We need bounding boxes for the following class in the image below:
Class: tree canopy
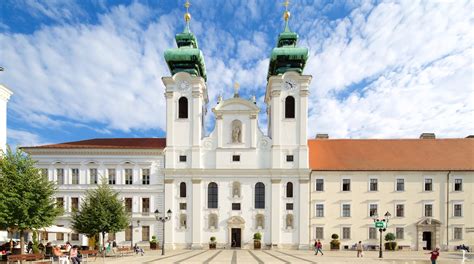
[0,146,62,253]
[71,178,129,247]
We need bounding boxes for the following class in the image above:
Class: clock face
[177,80,190,91]
[284,79,298,91]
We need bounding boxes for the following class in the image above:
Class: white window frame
[453,202,463,217]
[453,177,463,192]
[314,226,324,240]
[315,177,324,192]
[395,177,405,192]
[341,203,351,218]
[315,203,324,218]
[341,226,351,240]
[368,176,379,192]
[341,177,351,192]
[423,176,433,192]
[395,203,405,218]
[423,201,434,217]
[368,202,379,218]
[395,227,405,240]
[368,227,377,240]
[453,226,463,240]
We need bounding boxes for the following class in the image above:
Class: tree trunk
[20,229,25,254]
[102,232,106,259]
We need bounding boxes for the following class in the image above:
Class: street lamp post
[154,209,172,256]
[372,211,391,258]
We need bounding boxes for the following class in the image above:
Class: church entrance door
[231,228,241,248]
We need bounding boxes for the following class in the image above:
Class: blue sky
[0,0,472,147]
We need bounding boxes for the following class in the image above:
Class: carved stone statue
[209,214,218,229]
[286,214,293,228]
[232,120,242,143]
[256,215,264,229]
[232,182,240,198]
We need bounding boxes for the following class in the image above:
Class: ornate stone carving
[231,120,242,143]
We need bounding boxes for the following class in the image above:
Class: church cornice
[23,148,164,156]
[163,168,311,178]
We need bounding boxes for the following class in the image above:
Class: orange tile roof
[23,138,166,149]
[309,138,474,171]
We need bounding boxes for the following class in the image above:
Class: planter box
[150,242,158,250]
[209,243,216,249]
[254,240,261,249]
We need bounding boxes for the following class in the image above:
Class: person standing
[314,240,323,255]
[356,241,363,257]
[427,247,440,264]
[70,245,81,264]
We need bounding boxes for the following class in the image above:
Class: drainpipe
[446,171,451,250]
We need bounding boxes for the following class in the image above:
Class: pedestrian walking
[314,239,323,255]
[426,247,440,264]
[356,241,363,257]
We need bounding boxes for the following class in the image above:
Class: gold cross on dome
[283,0,290,11]
[234,82,240,96]
[184,0,191,11]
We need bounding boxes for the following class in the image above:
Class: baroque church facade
[1,3,473,251]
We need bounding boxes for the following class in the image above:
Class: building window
[90,168,98,184]
[255,182,265,209]
[125,226,132,241]
[40,168,48,180]
[142,226,150,241]
[208,214,218,229]
[71,197,79,212]
[179,155,187,162]
[342,204,351,217]
[396,178,405,191]
[56,197,64,210]
[342,179,351,191]
[178,97,188,119]
[179,203,187,210]
[180,182,187,197]
[108,169,116,185]
[316,204,324,217]
[454,204,462,217]
[315,227,324,239]
[125,169,133,185]
[285,96,295,118]
[424,178,433,191]
[286,203,293,210]
[286,182,293,198]
[125,198,132,213]
[286,155,294,162]
[142,169,150,185]
[342,227,351,240]
[71,168,79,184]
[454,179,462,191]
[424,204,433,217]
[454,227,463,240]
[57,168,64,185]
[232,155,240,162]
[232,203,241,211]
[142,198,149,215]
[315,179,324,191]
[208,182,218,209]
[369,204,378,217]
[256,214,265,229]
[180,214,187,229]
[396,227,404,239]
[369,227,377,239]
[286,214,294,229]
[369,178,378,191]
[232,182,241,198]
[56,226,64,240]
[396,204,405,217]
[71,233,79,241]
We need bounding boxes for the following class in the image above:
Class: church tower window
[179,182,186,198]
[286,182,293,198]
[178,97,188,119]
[255,182,265,209]
[285,96,295,118]
[208,182,218,208]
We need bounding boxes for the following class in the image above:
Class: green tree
[0,146,62,254]
[71,178,129,249]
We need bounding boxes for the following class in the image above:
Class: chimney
[419,133,436,139]
[315,134,329,139]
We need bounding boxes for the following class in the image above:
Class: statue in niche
[232,182,240,198]
[256,215,264,229]
[209,214,218,229]
[286,214,293,229]
[232,120,242,143]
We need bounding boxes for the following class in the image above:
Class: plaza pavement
[91,249,472,264]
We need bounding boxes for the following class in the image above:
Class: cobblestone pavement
[89,249,472,264]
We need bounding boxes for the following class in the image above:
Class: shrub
[151,235,157,243]
[385,233,396,242]
[331,234,339,240]
[253,232,262,240]
[210,236,216,242]
[330,233,340,250]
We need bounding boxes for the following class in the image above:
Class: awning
[40,225,73,233]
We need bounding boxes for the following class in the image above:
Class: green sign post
[375,221,386,228]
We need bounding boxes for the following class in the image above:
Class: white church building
[1,3,473,251]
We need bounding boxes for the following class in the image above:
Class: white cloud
[7,129,50,148]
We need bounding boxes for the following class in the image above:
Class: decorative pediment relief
[416,217,442,226]
[227,216,245,226]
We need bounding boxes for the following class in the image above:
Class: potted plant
[384,233,397,250]
[209,236,217,249]
[253,232,262,249]
[150,235,158,250]
[330,234,340,250]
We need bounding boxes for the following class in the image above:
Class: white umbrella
[41,225,73,233]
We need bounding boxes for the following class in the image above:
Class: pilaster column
[271,179,281,247]
[164,179,175,249]
[216,114,223,148]
[250,114,257,148]
[298,178,310,249]
[191,179,203,249]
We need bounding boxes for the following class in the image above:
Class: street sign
[375,221,386,228]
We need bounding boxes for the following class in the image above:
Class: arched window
[286,182,293,198]
[179,182,186,198]
[232,182,241,198]
[208,182,218,208]
[208,213,218,229]
[178,97,188,119]
[285,96,295,118]
[255,182,265,209]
